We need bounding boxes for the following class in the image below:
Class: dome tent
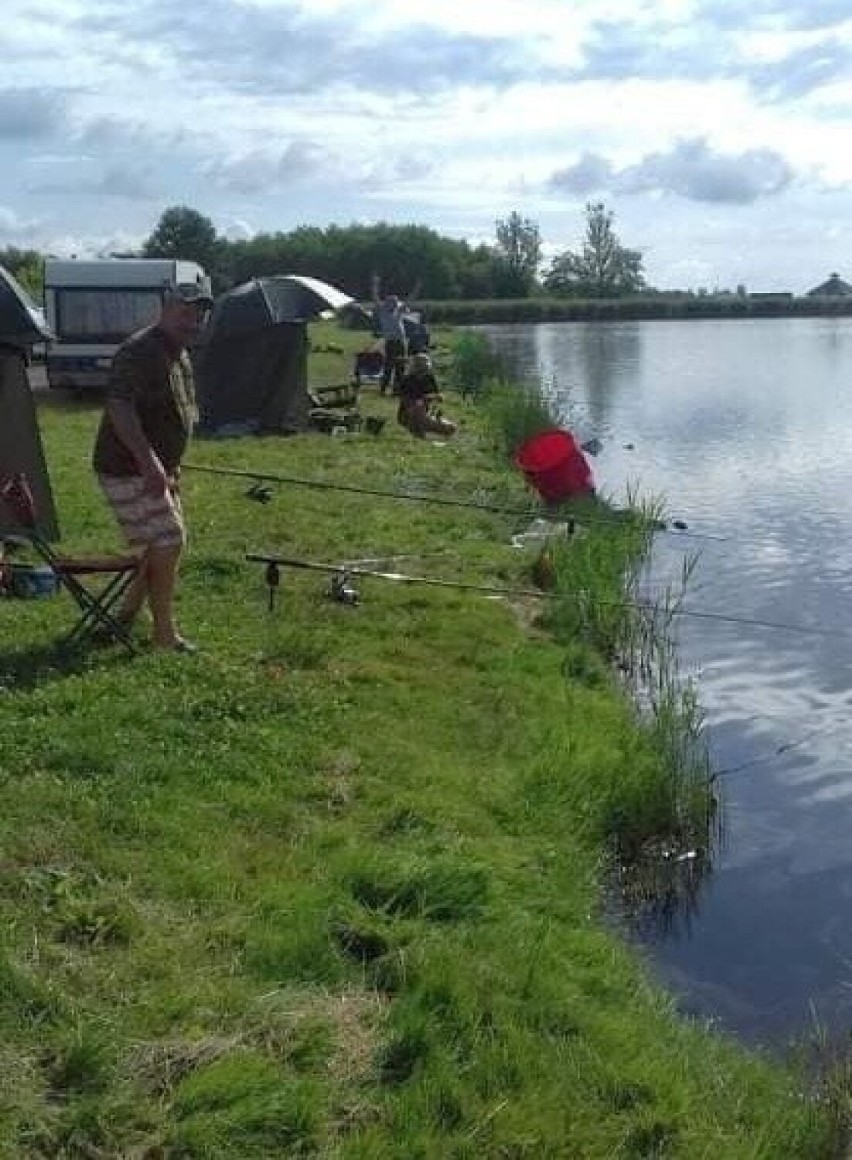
[205,274,352,341]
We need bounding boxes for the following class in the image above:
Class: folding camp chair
[1,472,142,654]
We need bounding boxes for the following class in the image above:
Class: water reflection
[483,317,852,1045]
[540,320,640,429]
[609,841,716,944]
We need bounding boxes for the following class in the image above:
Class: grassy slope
[0,324,834,1157]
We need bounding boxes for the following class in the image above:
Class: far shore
[415,294,852,326]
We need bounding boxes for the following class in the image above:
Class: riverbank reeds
[477,360,717,870]
[0,323,840,1156]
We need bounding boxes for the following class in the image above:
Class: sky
[2,0,852,292]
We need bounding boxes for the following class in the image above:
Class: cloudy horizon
[2,0,851,292]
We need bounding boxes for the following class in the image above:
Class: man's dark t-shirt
[399,369,438,404]
[92,325,197,477]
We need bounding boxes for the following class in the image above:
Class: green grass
[0,321,841,1156]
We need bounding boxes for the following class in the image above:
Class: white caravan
[44,258,211,391]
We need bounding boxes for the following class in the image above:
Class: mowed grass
[0,324,837,1157]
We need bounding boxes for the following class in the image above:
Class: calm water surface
[483,318,852,1047]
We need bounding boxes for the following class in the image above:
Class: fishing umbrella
[0,264,53,349]
[204,274,353,343]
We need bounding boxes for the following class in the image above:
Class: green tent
[0,346,59,541]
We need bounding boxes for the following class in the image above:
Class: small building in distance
[806,273,852,297]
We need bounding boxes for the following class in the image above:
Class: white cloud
[0,0,850,289]
[549,137,795,204]
[0,203,44,243]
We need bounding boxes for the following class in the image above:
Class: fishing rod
[248,550,846,782]
[245,552,842,637]
[247,553,549,600]
[340,551,456,568]
[185,461,722,542]
[189,461,571,517]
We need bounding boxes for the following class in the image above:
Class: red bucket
[515,429,594,502]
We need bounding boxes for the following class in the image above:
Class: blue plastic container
[9,563,58,599]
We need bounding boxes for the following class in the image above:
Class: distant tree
[493,211,542,297]
[544,202,645,298]
[143,206,220,274]
[151,211,548,300]
[218,221,476,299]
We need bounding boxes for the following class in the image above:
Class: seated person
[397,353,457,439]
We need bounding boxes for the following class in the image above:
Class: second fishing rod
[184,461,723,543]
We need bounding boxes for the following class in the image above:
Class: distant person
[397,353,457,439]
[371,273,419,394]
[402,313,430,355]
[91,283,212,653]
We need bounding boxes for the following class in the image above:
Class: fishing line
[710,725,825,780]
[245,552,844,638]
[341,551,457,568]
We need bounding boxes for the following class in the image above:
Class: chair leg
[58,569,140,654]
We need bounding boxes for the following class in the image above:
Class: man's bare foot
[152,636,197,654]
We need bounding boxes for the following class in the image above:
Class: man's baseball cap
[167,283,214,307]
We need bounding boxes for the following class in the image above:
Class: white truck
[44,258,211,391]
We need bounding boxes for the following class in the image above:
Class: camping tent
[195,322,310,435]
[194,275,352,436]
[0,346,59,541]
[205,275,352,342]
[0,265,57,539]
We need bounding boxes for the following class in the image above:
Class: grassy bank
[0,324,839,1157]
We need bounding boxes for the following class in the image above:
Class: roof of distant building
[806,272,852,297]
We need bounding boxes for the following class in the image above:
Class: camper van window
[57,289,163,342]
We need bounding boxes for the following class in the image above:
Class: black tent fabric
[194,274,351,436]
[0,265,53,348]
[0,347,59,540]
[194,322,310,436]
[207,275,352,342]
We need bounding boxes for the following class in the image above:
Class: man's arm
[106,399,169,494]
[106,350,169,494]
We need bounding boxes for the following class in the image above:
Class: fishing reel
[328,570,360,606]
[246,482,273,504]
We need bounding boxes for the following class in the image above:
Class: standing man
[371,273,418,395]
[92,283,212,652]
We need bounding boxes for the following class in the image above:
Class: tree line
[1,203,648,303]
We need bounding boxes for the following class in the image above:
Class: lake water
[482,318,852,1048]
